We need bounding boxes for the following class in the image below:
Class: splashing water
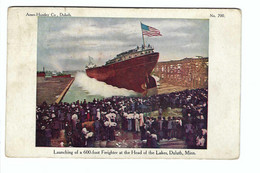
[74,72,138,97]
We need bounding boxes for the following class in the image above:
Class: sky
[37,17,209,71]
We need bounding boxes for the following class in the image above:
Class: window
[177,64,181,69]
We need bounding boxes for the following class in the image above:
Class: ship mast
[140,22,146,49]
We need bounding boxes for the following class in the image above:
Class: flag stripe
[142,31,162,36]
[141,23,162,37]
[143,33,162,36]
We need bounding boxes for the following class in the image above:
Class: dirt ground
[157,82,191,95]
[149,108,183,118]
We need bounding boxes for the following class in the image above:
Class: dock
[37,77,74,105]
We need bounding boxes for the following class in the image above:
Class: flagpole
[140,22,145,49]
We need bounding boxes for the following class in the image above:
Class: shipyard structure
[154,57,208,89]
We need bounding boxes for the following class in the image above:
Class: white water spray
[74,72,138,97]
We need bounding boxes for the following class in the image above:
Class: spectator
[36,88,208,149]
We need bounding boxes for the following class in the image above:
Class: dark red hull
[86,52,159,93]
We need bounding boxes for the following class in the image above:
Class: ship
[85,23,161,96]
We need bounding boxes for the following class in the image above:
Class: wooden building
[154,57,208,89]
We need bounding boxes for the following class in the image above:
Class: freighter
[85,23,161,96]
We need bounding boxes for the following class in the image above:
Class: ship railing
[105,45,155,65]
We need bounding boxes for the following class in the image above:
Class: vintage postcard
[6,7,241,159]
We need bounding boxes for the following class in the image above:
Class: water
[62,80,103,103]
[62,72,139,103]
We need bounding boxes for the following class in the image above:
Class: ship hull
[86,52,159,94]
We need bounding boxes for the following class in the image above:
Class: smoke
[74,72,138,97]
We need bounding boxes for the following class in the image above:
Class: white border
[5,7,240,159]
[1,0,259,173]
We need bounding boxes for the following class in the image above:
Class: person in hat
[81,126,89,146]
[167,116,173,140]
[91,105,97,120]
[109,121,117,141]
[146,131,151,148]
[139,113,146,140]
[122,112,128,131]
[134,112,140,133]
[51,117,60,139]
[58,110,65,130]
[44,124,52,147]
[158,117,163,141]
[104,119,110,140]
[66,111,72,124]
[96,107,101,120]
[196,133,206,149]
[87,132,95,147]
[162,117,168,140]
[158,107,163,117]
[151,134,158,148]
[86,109,91,121]
[71,113,78,131]
[60,142,64,147]
[127,113,132,131]
[94,118,101,141]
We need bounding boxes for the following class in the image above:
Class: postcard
[6,7,241,159]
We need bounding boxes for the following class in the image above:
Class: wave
[74,72,138,97]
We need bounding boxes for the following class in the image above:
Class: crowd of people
[36,88,208,149]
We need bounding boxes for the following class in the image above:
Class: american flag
[141,23,162,37]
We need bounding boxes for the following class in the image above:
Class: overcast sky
[37,17,209,71]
